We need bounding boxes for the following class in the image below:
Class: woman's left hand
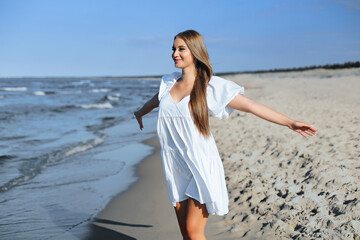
[289,121,317,138]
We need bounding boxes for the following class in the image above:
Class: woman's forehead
[173,37,187,47]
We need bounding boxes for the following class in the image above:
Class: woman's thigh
[186,198,209,234]
[174,199,189,235]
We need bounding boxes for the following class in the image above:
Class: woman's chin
[174,64,182,69]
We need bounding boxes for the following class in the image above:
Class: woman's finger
[137,116,143,130]
[139,118,143,130]
[134,112,143,130]
[304,129,315,136]
[309,125,318,132]
[299,131,308,138]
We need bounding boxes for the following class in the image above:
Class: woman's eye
[172,47,185,52]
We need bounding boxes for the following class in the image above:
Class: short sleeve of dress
[158,72,181,101]
[207,76,245,119]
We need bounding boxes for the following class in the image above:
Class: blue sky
[0,0,359,77]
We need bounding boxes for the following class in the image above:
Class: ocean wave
[33,91,46,96]
[0,112,15,121]
[90,88,109,93]
[0,135,27,141]
[0,155,16,162]
[102,116,116,121]
[0,95,4,99]
[32,91,57,96]
[86,116,124,132]
[0,134,108,192]
[105,94,121,101]
[0,87,27,91]
[51,105,76,113]
[72,80,94,86]
[65,136,106,157]
[77,102,113,109]
[106,96,117,101]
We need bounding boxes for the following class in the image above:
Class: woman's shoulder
[207,74,245,95]
[208,75,232,88]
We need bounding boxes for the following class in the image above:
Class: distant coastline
[1,61,359,80]
[216,60,360,76]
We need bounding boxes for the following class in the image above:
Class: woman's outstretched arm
[134,92,159,130]
[228,94,317,138]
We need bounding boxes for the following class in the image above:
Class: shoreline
[84,136,234,239]
[88,136,179,239]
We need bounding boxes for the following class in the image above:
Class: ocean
[0,77,159,239]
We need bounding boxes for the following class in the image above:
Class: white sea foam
[90,88,109,93]
[106,95,119,101]
[1,87,27,91]
[78,102,113,109]
[72,80,93,86]
[65,137,106,157]
[106,93,121,101]
[33,91,46,96]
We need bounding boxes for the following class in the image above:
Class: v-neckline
[169,91,190,105]
[169,75,191,105]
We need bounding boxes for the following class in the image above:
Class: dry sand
[89,68,360,239]
[211,68,360,239]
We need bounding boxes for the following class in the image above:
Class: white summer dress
[156,72,244,215]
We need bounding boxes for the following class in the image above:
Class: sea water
[0,77,159,239]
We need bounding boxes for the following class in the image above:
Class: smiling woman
[171,31,213,137]
[134,29,317,240]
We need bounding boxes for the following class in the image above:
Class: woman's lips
[174,59,181,63]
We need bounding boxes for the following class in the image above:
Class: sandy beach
[90,68,360,239]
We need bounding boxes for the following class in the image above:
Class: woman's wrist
[287,120,297,130]
[134,109,142,117]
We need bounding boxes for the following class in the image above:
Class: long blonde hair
[175,30,213,137]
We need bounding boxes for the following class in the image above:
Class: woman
[134,30,317,240]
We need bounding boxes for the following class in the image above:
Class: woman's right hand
[133,92,159,131]
[134,110,144,130]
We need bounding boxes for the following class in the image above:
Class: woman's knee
[186,220,205,239]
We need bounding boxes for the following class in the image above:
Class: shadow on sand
[83,218,153,240]
[84,223,136,240]
[45,203,153,240]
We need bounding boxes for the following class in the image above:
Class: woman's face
[172,37,195,70]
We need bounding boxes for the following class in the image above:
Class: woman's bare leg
[174,199,190,240]
[186,198,209,240]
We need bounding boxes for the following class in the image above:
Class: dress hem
[171,194,229,216]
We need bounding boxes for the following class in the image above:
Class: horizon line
[1,61,359,79]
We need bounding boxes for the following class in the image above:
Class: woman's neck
[181,67,196,83]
